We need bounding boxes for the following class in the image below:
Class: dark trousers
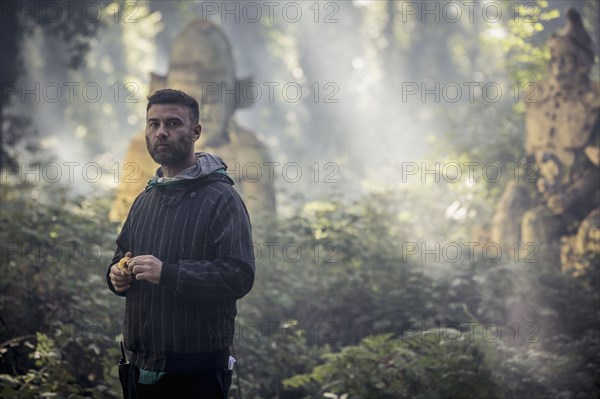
[127,365,232,399]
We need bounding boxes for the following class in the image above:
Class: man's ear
[193,124,201,141]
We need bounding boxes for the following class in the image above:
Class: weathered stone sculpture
[109,19,276,224]
[492,9,599,275]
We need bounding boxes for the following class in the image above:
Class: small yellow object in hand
[117,256,132,275]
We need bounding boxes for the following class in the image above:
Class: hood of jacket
[145,152,231,191]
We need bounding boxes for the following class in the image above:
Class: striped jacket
[106,172,254,372]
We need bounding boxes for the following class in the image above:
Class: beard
[146,133,194,167]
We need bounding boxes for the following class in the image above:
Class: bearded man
[107,89,254,398]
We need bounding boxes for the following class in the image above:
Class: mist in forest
[7,1,474,196]
[12,0,588,203]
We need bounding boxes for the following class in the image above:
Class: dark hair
[147,89,200,125]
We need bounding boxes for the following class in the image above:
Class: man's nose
[156,123,168,138]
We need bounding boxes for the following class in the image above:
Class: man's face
[145,104,200,166]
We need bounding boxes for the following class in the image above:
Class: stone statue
[492,9,599,275]
[109,19,276,224]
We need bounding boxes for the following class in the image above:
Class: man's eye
[168,121,179,127]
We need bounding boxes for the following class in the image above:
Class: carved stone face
[166,20,237,146]
[198,101,233,148]
[551,53,576,79]
[549,51,588,91]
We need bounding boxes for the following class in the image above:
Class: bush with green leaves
[0,178,123,398]
[284,330,499,399]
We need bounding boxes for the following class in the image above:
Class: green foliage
[0,333,118,398]
[245,191,474,347]
[0,177,122,397]
[232,319,331,399]
[492,330,600,399]
[233,191,484,397]
[284,331,498,399]
[236,183,600,398]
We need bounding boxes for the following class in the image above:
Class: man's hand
[129,255,163,285]
[109,252,133,293]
